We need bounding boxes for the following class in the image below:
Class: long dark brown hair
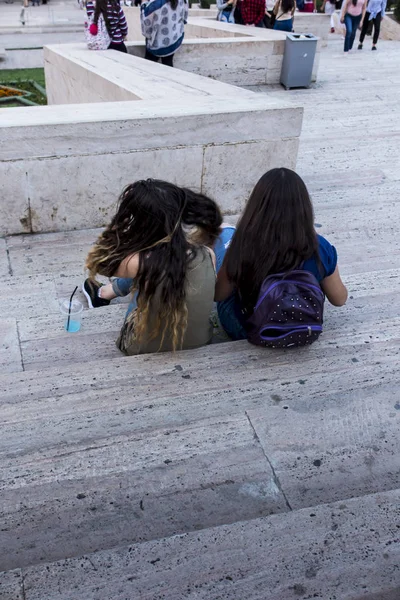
[93,0,120,26]
[224,168,319,311]
[86,180,222,350]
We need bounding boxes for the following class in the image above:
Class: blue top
[366,0,386,18]
[303,234,337,282]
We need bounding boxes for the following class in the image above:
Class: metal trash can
[280,33,318,90]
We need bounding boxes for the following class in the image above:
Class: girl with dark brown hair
[215,168,348,340]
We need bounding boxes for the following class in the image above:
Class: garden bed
[0,68,47,107]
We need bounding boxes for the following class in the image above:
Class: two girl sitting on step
[83,168,347,355]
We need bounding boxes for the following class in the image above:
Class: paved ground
[0,0,83,30]
[0,39,399,600]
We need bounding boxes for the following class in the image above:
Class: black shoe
[372,45,377,51]
[82,279,111,308]
[358,43,363,50]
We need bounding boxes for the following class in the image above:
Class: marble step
[3,488,399,600]
[0,263,398,373]
[16,293,400,371]
[2,212,400,277]
[1,336,399,570]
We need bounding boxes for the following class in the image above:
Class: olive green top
[117,246,216,355]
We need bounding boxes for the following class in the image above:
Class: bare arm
[320,265,348,307]
[113,253,140,278]
[214,263,235,302]
[340,0,349,21]
[360,0,368,23]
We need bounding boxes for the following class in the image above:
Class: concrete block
[202,138,299,214]
[44,44,256,105]
[0,98,301,160]
[132,39,276,86]
[27,146,203,232]
[0,161,30,236]
[0,95,302,234]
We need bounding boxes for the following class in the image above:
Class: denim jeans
[273,19,293,32]
[111,278,138,317]
[214,228,247,341]
[344,13,362,51]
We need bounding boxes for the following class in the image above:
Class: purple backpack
[245,270,325,348]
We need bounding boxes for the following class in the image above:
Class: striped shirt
[86,1,128,44]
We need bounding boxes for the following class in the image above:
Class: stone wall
[381,14,400,41]
[0,22,305,236]
[0,97,302,235]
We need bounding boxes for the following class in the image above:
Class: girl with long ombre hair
[83,180,222,355]
[215,168,348,341]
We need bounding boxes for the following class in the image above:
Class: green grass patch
[0,69,46,107]
[0,68,46,88]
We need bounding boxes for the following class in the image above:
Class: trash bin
[280,33,318,90]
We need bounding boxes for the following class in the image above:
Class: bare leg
[99,282,117,300]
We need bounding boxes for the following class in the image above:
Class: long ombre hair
[225,168,319,311]
[86,180,222,350]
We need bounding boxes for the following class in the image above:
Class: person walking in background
[86,0,128,52]
[340,0,367,52]
[272,0,295,31]
[264,0,277,27]
[358,0,386,50]
[217,0,237,23]
[321,0,337,33]
[141,0,188,67]
[241,0,266,26]
[297,0,316,12]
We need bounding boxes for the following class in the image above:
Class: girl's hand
[340,16,344,22]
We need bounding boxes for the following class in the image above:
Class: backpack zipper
[259,324,323,341]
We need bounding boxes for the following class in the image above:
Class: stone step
[3,218,400,277]
[0,334,399,570]
[16,294,400,371]
[3,488,399,600]
[0,263,398,372]
[4,227,101,277]
[1,410,287,572]
[1,332,398,406]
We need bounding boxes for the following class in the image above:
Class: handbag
[84,12,111,50]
